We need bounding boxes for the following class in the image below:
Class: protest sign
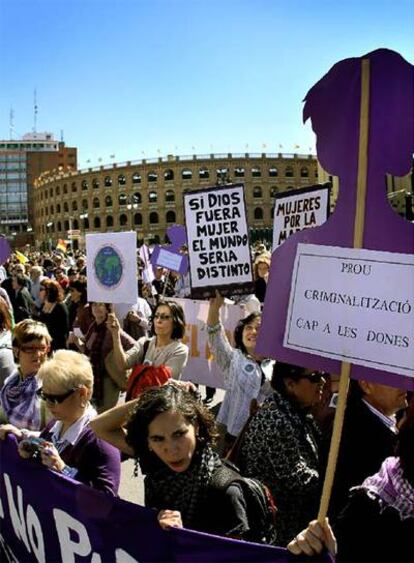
[0,237,11,265]
[86,232,138,304]
[284,244,414,378]
[175,298,244,388]
[272,184,330,249]
[184,184,254,299]
[139,243,155,283]
[0,437,306,563]
[150,225,189,275]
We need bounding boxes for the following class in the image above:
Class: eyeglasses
[36,388,77,405]
[20,345,50,355]
[154,314,172,321]
[301,371,326,384]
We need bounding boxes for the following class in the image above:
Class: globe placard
[93,245,123,288]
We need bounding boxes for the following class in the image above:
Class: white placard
[184,184,253,298]
[284,244,414,378]
[174,298,245,388]
[272,184,330,250]
[157,248,184,272]
[86,232,138,304]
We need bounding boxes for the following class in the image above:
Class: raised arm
[106,312,128,371]
[89,400,138,457]
[207,290,225,326]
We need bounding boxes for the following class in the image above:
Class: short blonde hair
[38,350,94,392]
[13,319,52,349]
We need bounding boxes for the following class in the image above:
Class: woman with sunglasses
[236,362,327,547]
[107,300,189,387]
[0,319,51,430]
[0,350,120,495]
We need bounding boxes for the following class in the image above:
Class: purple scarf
[361,457,414,520]
[0,369,41,431]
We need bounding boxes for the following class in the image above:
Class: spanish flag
[56,239,67,253]
[15,250,28,264]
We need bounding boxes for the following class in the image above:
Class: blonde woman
[0,350,120,495]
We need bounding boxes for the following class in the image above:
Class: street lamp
[46,222,53,252]
[126,197,138,229]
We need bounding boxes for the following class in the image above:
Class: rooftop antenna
[33,88,38,133]
[9,107,14,139]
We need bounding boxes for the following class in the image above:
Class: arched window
[132,192,141,204]
[94,217,101,229]
[148,171,157,182]
[119,214,128,226]
[57,221,61,231]
[149,212,159,224]
[254,207,264,220]
[269,167,278,177]
[165,190,175,203]
[73,219,79,229]
[270,186,278,198]
[82,199,88,210]
[104,176,112,187]
[253,186,262,198]
[64,202,69,212]
[166,210,176,223]
[149,191,157,203]
[83,218,89,229]
[44,190,48,200]
[93,197,100,209]
[105,195,113,207]
[56,204,61,213]
[71,182,77,192]
[234,167,245,177]
[49,188,53,197]
[132,172,141,184]
[118,174,126,186]
[300,166,309,177]
[63,184,68,194]
[56,186,60,195]
[106,215,113,228]
[251,167,261,178]
[72,201,78,211]
[134,213,142,226]
[118,193,127,206]
[81,180,88,190]
[216,167,228,180]
[164,169,174,181]
[199,167,209,179]
[50,205,54,214]
[64,220,69,231]
[92,178,99,189]
[285,166,294,177]
[182,168,192,180]
[45,206,49,215]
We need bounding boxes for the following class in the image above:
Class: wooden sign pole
[317,58,370,522]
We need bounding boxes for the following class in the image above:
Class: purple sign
[1,437,313,562]
[0,237,11,266]
[257,49,414,391]
[150,225,189,275]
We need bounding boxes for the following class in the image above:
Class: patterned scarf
[361,456,414,520]
[145,445,222,528]
[0,370,41,430]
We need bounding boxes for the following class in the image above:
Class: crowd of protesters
[0,242,412,561]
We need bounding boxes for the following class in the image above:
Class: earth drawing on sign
[94,245,123,288]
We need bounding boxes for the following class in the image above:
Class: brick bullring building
[33,152,318,249]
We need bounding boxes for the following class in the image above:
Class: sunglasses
[20,345,50,355]
[36,388,77,405]
[300,371,326,383]
[153,314,172,321]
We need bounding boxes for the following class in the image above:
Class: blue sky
[1,0,413,169]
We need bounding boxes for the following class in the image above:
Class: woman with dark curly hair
[38,279,69,351]
[91,384,251,537]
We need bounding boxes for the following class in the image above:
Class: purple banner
[0,437,320,562]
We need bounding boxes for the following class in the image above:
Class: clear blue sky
[1,0,412,169]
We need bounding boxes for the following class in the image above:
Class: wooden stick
[317,58,370,522]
